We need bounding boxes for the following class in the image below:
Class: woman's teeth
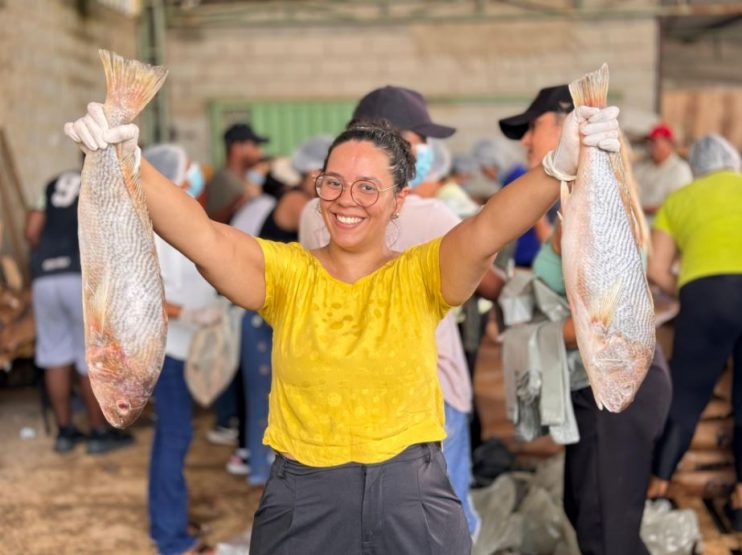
[336,215,363,225]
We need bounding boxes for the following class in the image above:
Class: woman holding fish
[499,80,671,555]
[64,54,619,555]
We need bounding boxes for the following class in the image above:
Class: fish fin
[589,278,622,329]
[119,155,154,232]
[560,180,570,216]
[614,134,651,252]
[89,271,113,332]
[99,49,168,125]
[569,63,609,109]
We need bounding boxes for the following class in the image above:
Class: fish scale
[561,64,655,412]
[77,50,168,428]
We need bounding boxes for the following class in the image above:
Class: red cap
[647,123,675,142]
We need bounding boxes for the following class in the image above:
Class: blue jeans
[443,402,480,537]
[149,356,196,555]
[241,310,273,485]
[212,374,237,428]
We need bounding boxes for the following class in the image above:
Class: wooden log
[672,467,736,498]
[701,398,733,421]
[690,418,734,450]
[677,449,735,472]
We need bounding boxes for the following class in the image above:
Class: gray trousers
[250,443,472,555]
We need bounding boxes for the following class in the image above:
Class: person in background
[427,140,480,219]
[144,144,223,555]
[500,84,672,555]
[231,134,333,486]
[646,135,742,527]
[635,123,693,216]
[300,86,508,538]
[449,153,480,199]
[65,87,619,555]
[25,163,134,455]
[206,123,270,223]
[473,137,550,268]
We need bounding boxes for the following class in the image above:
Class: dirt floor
[0,379,261,555]
[1,336,740,554]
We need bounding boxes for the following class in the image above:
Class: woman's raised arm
[438,106,621,306]
[65,103,267,311]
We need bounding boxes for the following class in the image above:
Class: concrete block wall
[0,2,659,194]
[0,0,138,202]
[163,15,658,164]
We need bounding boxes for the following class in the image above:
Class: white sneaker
[226,448,250,475]
[207,426,238,446]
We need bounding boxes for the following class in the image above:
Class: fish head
[585,331,651,412]
[87,338,155,428]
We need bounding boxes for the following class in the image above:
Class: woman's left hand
[552,106,621,177]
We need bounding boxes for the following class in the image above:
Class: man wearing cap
[634,123,693,215]
[299,85,506,539]
[500,86,672,555]
[206,123,270,224]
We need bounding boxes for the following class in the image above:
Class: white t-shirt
[635,152,693,210]
[230,194,277,236]
[155,236,219,360]
[298,195,473,413]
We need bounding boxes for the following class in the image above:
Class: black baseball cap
[353,86,456,139]
[224,123,269,145]
[499,85,573,140]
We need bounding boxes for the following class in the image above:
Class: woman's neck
[320,241,396,284]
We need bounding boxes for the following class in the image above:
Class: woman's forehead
[326,140,391,179]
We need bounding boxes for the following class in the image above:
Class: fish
[560,64,655,412]
[77,49,169,428]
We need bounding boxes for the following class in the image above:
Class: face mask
[184,162,205,198]
[408,143,433,189]
[247,168,267,187]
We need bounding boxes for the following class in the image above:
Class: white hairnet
[291,135,334,174]
[471,136,527,178]
[451,154,478,175]
[143,143,188,184]
[426,139,452,183]
[471,137,509,174]
[689,134,741,178]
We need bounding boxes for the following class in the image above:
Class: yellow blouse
[255,237,450,467]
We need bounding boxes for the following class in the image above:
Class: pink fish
[561,64,655,412]
[78,50,168,427]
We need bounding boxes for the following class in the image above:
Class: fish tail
[610,134,651,251]
[99,49,168,125]
[569,63,609,109]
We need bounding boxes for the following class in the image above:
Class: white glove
[548,106,621,179]
[63,102,141,166]
[180,305,224,327]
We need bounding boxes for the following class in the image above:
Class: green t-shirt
[654,170,742,289]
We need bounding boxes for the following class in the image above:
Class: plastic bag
[185,300,244,407]
[641,499,702,555]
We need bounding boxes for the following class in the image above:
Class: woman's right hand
[64,102,140,163]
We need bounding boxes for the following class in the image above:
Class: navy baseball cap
[353,86,456,139]
[499,85,573,140]
[224,123,269,145]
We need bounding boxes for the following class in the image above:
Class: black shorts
[249,442,472,555]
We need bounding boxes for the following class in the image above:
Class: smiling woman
[64,93,620,553]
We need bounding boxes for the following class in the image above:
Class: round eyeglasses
[315,174,396,208]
